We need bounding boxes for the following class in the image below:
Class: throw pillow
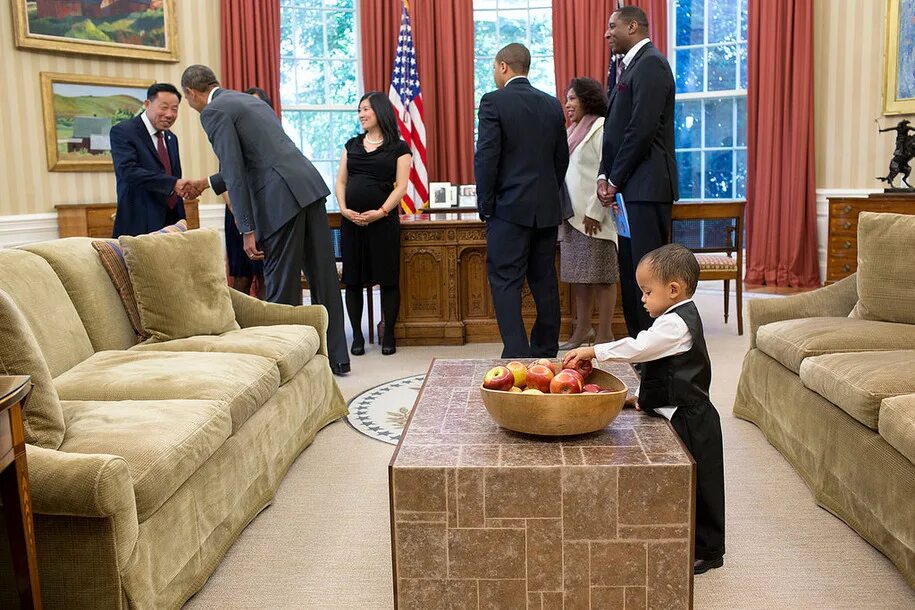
[0,289,65,449]
[119,228,239,341]
[92,220,188,339]
[853,212,915,324]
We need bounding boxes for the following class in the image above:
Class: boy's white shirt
[593,298,695,420]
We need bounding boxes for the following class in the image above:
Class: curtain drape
[220,0,281,115]
[361,1,476,186]
[552,1,667,107]
[744,0,819,287]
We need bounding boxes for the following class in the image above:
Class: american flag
[389,0,428,213]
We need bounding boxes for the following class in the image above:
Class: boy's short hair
[640,244,700,296]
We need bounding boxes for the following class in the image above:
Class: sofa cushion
[22,238,138,353]
[130,325,319,384]
[0,290,65,449]
[119,229,239,341]
[799,350,915,430]
[0,249,94,377]
[879,395,915,467]
[53,351,280,433]
[852,212,915,324]
[59,399,231,520]
[757,317,915,373]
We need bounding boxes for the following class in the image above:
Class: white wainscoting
[0,203,227,250]
[814,188,880,283]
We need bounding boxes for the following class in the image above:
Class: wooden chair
[300,212,376,344]
[671,201,746,335]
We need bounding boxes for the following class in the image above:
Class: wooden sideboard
[54,200,200,238]
[826,192,915,283]
[394,212,628,346]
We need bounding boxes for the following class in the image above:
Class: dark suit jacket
[600,41,679,203]
[474,77,569,228]
[202,88,330,241]
[111,114,185,237]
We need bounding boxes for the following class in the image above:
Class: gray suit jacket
[202,88,330,240]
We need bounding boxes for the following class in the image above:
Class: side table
[0,376,42,609]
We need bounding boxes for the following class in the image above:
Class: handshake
[174,178,210,199]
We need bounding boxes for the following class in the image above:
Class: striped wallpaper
[0,0,222,216]
[0,0,911,217]
[814,0,913,189]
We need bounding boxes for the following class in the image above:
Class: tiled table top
[391,358,690,470]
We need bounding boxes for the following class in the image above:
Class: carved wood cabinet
[826,193,915,283]
[395,213,627,346]
[55,199,200,238]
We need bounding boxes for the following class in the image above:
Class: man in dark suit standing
[475,43,570,358]
[599,6,679,336]
[111,83,201,237]
[180,65,350,376]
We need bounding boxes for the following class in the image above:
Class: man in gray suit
[180,65,350,375]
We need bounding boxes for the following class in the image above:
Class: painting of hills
[26,1,166,49]
[51,82,146,162]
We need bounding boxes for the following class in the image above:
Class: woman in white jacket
[558,77,618,350]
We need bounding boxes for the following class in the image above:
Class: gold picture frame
[883,0,915,115]
[11,0,178,62]
[41,72,154,172]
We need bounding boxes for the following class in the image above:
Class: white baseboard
[0,203,227,250]
[814,188,880,283]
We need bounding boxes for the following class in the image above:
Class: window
[279,0,363,210]
[473,0,555,134]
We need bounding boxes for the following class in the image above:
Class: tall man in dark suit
[475,43,570,358]
[598,6,679,336]
[111,83,202,237]
[180,65,350,376]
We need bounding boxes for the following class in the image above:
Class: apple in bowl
[482,366,514,391]
[550,370,582,394]
[505,361,527,388]
[526,364,554,393]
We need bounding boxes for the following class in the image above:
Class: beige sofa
[0,236,347,608]
[734,213,915,589]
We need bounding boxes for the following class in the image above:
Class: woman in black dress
[223,87,270,297]
[335,91,412,356]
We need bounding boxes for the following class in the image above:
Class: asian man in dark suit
[598,6,679,336]
[475,43,570,358]
[111,83,203,237]
[181,65,350,376]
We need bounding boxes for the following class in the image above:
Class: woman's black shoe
[350,339,365,356]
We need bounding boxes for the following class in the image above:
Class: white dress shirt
[505,75,526,87]
[599,37,652,187]
[593,297,693,420]
[140,111,161,150]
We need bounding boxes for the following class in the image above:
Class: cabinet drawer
[828,236,857,256]
[827,260,856,279]
[829,217,857,236]
[829,202,862,219]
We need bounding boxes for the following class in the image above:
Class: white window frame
[667,0,747,204]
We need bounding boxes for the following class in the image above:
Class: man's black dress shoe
[350,340,365,356]
[694,557,723,574]
[381,345,396,356]
[331,362,351,376]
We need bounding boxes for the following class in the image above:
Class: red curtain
[744,0,819,287]
[552,1,668,104]
[220,0,281,115]
[361,1,475,186]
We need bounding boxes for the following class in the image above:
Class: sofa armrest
[229,290,329,357]
[748,274,859,348]
[26,445,139,565]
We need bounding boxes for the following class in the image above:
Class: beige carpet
[185,290,915,608]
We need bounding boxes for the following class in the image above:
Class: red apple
[531,358,553,369]
[505,361,527,388]
[561,368,584,386]
[550,370,582,394]
[482,366,514,391]
[526,364,555,393]
[582,383,602,393]
[573,358,594,380]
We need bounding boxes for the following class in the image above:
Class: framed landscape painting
[11,0,178,62]
[884,0,915,114]
[41,72,153,172]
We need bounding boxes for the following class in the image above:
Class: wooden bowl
[480,368,628,436]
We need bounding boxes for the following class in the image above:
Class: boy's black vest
[639,301,712,413]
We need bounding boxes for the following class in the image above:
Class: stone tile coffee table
[389,359,695,609]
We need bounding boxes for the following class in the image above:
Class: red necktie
[156,131,179,209]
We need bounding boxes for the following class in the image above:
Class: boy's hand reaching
[562,346,596,369]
